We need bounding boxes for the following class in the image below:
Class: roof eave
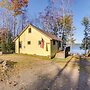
[13,24,30,42]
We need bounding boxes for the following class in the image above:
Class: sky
[27,0,90,43]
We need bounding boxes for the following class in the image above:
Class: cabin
[14,24,62,58]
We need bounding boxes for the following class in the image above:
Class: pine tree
[80,17,90,54]
[6,31,15,53]
[1,32,7,53]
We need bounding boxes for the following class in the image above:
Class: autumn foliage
[0,0,28,16]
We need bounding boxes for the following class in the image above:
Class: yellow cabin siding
[15,39,19,53]
[15,26,51,56]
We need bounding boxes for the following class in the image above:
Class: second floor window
[28,28,31,33]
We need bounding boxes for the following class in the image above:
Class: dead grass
[0,54,79,70]
[0,54,53,73]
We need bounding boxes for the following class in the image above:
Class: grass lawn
[0,54,77,70]
[0,54,71,77]
[0,53,70,61]
[0,54,77,63]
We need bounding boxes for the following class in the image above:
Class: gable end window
[28,41,31,45]
[28,28,31,33]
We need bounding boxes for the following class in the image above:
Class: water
[70,44,85,55]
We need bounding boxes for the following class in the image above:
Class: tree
[0,0,28,36]
[57,0,75,49]
[1,41,7,53]
[32,0,75,50]
[80,37,90,50]
[0,29,7,53]
[21,4,28,30]
[38,1,58,34]
[0,29,14,53]
[0,0,28,16]
[80,17,90,54]
[58,15,75,48]
[6,31,15,53]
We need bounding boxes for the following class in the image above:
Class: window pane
[28,28,31,33]
[28,41,31,45]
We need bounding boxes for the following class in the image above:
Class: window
[53,40,56,45]
[28,41,31,45]
[19,41,22,48]
[28,28,31,33]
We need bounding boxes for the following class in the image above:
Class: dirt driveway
[0,54,90,90]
